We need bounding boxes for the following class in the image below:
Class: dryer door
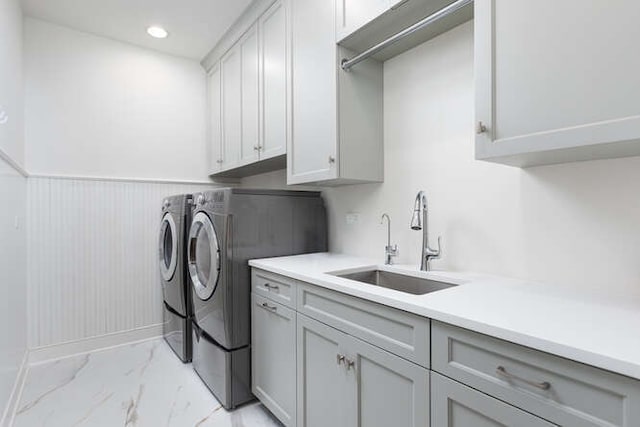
[188,212,221,301]
[159,212,178,281]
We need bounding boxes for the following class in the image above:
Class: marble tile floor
[12,339,283,427]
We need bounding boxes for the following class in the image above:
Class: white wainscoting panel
[27,177,219,348]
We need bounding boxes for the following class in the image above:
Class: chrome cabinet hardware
[254,145,259,151]
[496,366,551,391]
[328,156,336,164]
[476,121,488,134]
[261,302,277,312]
[216,159,224,164]
[337,354,345,365]
[345,358,355,370]
[264,283,280,291]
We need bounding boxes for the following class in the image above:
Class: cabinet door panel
[289,0,338,183]
[432,373,557,427]
[297,314,351,427]
[350,335,429,427]
[260,1,287,160]
[207,64,222,173]
[475,0,640,166]
[240,25,260,165]
[252,295,296,426]
[221,45,242,170]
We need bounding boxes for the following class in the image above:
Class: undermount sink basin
[334,269,456,295]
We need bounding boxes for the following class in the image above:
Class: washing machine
[187,188,327,409]
[159,194,193,362]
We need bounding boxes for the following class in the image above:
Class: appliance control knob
[162,199,170,209]
[197,194,205,206]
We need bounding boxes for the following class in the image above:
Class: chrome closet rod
[340,0,474,71]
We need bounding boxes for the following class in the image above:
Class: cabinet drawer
[297,283,429,367]
[432,321,640,427]
[431,372,556,427]
[252,269,297,308]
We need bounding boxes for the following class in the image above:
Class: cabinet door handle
[496,366,551,390]
[216,159,223,164]
[328,156,336,164]
[336,354,345,365]
[263,283,279,291]
[345,358,355,371]
[476,121,488,134]
[261,302,277,312]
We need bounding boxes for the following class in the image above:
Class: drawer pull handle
[261,302,277,312]
[496,366,551,391]
[337,354,345,365]
[263,283,279,291]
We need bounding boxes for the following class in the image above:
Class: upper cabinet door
[221,44,242,171]
[207,64,223,174]
[336,0,390,41]
[259,0,288,160]
[289,0,339,184]
[475,0,640,167]
[240,24,260,166]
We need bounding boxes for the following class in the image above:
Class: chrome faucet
[410,191,441,271]
[380,213,398,265]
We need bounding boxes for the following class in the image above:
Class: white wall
[244,22,640,298]
[0,0,24,168]
[0,158,27,423]
[27,177,219,349]
[24,18,209,182]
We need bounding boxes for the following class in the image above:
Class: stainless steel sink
[333,269,456,295]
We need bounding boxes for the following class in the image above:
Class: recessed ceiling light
[147,26,169,39]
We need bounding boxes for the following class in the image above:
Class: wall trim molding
[28,173,220,186]
[0,147,28,178]
[0,350,29,427]
[28,324,164,365]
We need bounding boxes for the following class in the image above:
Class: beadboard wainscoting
[26,176,220,350]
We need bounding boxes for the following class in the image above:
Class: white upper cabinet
[207,64,223,172]
[259,1,288,160]
[221,44,242,171]
[475,0,640,167]
[206,0,288,178]
[289,0,384,185]
[240,24,260,166]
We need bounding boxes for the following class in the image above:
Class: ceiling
[21,0,254,60]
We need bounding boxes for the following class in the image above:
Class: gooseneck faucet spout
[381,213,398,265]
[411,191,441,271]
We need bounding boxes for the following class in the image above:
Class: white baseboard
[1,351,29,427]
[28,324,164,365]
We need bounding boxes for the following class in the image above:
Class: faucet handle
[433,236,442,258]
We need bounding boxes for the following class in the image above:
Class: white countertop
[249,252,640,381]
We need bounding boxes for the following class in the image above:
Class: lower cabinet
[297,314,430,427]
[431,373,557,427]
[251,294,296,426]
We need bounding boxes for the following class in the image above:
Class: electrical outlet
[346,213,360,225]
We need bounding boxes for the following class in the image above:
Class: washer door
[159,212,178,281]
[188,211,221,301]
